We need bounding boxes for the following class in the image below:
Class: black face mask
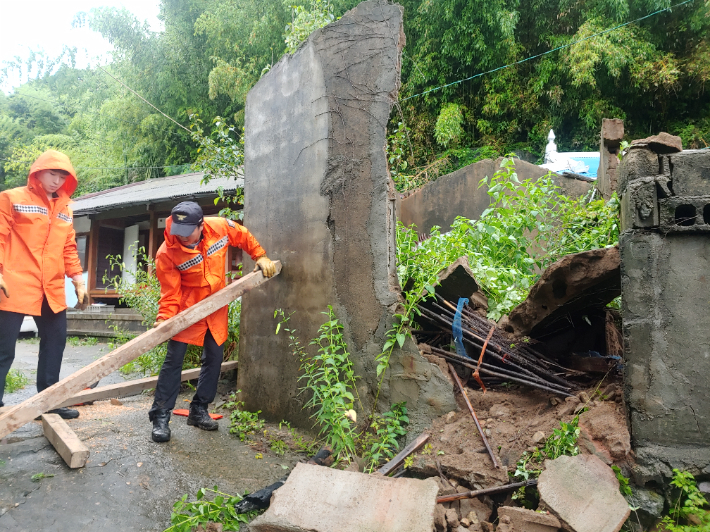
[184,233,203,249]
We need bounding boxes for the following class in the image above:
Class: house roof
[71,171,244,215]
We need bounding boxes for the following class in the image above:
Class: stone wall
[238,0,456,432]
[619,141,710,480]
[398,157,592,236]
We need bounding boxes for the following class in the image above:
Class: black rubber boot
[187,404,218,431]
[48,407,80,419]
[151,410,171,443]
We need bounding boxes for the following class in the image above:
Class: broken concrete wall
[398,157,592,236]
[595,118,624,201]
[238,0,456,432]
[619,141,710,479]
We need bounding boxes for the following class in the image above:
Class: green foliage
[285,0,336,54]
[278,420,321,457]
[434,103,464,148]
[31,472,55,482]
[222,392,265,442]
[167,486,259,532]
[360,402,409,472]
[659,469,710,531]
[4,369,29,394]
[397,157,620,320]
[67,336,99,347]
[510,416,581,508]
[612,465,632,497]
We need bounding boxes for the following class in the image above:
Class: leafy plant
[279,421,320,457]
[285,0,335,54]
[166,486,259,532]
[659,469,710,531]
[222,392,265,442]
[4,369,29,394]
[67,336,99,347]
[360,402,409,472]
[435,103,464,148]
[31,472,55,482]
[612,465,632,496]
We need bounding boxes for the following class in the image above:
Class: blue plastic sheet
[452,297,470,359]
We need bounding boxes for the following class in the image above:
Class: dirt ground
[409,378,630,489]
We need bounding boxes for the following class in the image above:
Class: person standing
[0,150,89,417]
[149,201,275,442]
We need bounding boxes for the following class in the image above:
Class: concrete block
[601,118,625,146]
[669,150,710,196]
[621,178,659,229]
[248,463,439,532]
[538,454,630,532]
[618,147,659,195]
[238,0,456,430]
[497,506,561,532]
[658,195,710,232]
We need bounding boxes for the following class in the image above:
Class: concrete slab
[248,462,439,532]
[238,0,455,432]
[498,506,561,532]
[538,454,630,532]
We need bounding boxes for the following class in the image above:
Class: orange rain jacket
[0,150,82,316]
[155,216,266,346]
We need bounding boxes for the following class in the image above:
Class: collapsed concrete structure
[238,0,456,431]
[619,138,710,480]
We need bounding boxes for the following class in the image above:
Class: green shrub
[4,369,29,394]
[166,487,259,532]
[435,103,464,148]
[659,469,710,531]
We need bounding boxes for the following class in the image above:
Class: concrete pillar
[238,0,455,432]
[595,118,624,200]
[619,141,710,480]
[122,224,139,284]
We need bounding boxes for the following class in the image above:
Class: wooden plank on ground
[377,432,430,476]
[41,413,90,468]
[56,360,239,408]
[0,261,281,440]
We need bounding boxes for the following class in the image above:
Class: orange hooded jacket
[155,216,266,346]
[0,150,83,316]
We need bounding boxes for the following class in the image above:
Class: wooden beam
[377,432,430,476]
[0,261,281,439]
[56,360,239,408]
[41,414,90,469]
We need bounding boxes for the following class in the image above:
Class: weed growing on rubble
[167,486,259,532]
[67,336,99,347]
[510,416,581,508]
[4,369,29,394]
[658,470,710,531]
[275,308,409,466]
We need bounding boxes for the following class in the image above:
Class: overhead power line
[402,0,696,101]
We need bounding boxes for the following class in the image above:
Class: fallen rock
[498,506,561,532]
[248,463,438,532]
[480,523,494,532]
[433,256,481,302]
[446,508,460,529]
[496,515,514,532]
[489,404,512,418]
[434,504,447,532]
[579,402,631,461]
[110,398,123,406]
[624,487,665,530]
[460,496,492,524]
[506,247,621,338]
[538,454,630,532]
[532,431,546,445]
[631,132,682,154]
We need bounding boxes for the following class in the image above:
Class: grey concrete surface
[0,391,302,532]
[2,339,302,531]
[619,147,710,478]
[397,157,592,237]
[239,0,455,433]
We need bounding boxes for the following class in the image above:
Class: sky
[0,0,162,91]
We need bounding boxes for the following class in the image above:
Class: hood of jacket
[27,150,78,198]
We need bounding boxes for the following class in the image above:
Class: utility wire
[402,0,695,102]
[96,65,192,134]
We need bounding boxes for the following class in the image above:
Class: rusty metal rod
[436,480,538,503]
[431,346,572,394]
[435,348,574,397]
[447,362,500,469]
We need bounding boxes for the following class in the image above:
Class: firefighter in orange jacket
[149,201,275,442]
[0,150,89,417]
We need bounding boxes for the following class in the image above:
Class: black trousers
[148,329,224,421]
[0,298,67,407]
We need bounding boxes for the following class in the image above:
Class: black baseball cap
[170,201,204,237]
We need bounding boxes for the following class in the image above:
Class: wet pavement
[1,339,303,531]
